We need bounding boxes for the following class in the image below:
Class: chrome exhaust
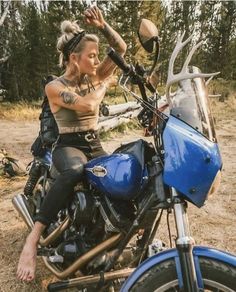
[12,194,34,229]
[47,267,134,291]
[43,233,123,279]
[12,194,70,247]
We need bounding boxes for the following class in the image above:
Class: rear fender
[120,246,236,291]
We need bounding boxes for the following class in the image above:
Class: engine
[51,190,136,268]
[69,191,136,233]
[69,191,98,227]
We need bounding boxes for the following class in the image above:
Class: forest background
[0,0,236,102]
[0,2,236,291]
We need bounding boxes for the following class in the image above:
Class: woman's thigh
[52,146,88,173]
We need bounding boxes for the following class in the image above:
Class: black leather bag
[30,75,59,156]
[39,98,59,147]
[31,135,46,157]
[39,75,59,147]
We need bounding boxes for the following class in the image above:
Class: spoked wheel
[130,258,236,292]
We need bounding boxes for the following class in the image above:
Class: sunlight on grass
[0,101,41,121]
[0,80,235,125]
[208,80,236,122]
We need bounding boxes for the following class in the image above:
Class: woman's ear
[69,53,81,65]
[69,53,77,63]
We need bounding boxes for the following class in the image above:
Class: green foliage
[1,0,236,102]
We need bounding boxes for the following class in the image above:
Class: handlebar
[107,47,156,98]
[107,48,131,74]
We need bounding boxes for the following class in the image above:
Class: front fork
[172,188,201,292]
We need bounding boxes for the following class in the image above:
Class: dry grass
[208,79,236,119]
[0,101,41,121]
[104,87,136,105]
[0,80,235,123]
[209,93,236,123]
[208,79,236,96]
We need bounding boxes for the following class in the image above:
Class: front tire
[130,258,236,291]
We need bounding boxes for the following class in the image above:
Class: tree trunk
[0,0,10,27]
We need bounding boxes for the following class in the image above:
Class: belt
[60,130,98,142]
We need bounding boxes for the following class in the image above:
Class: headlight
[207,170,221,197]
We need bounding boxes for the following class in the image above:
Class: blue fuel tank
[85,153,147,200]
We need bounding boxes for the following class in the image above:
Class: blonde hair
[57,20,99,68]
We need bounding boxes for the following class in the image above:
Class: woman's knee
[61,164,85,183]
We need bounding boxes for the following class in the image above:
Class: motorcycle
[12,18,236,292]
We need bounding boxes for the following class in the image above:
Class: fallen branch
[98,108,141,132]
[208,94,221,98]
[101,101,141,116]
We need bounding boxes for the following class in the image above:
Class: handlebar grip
[107,48,130,74]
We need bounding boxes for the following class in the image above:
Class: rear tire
[130,257,236,291]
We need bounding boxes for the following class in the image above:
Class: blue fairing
[163,115,222,207]
[121,246,236,291]
[85,153,147,200]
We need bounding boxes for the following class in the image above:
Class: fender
[120,246,236,291]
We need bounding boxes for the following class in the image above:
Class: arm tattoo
[100,23,124,52]
[59,91,79,105]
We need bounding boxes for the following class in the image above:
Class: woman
[17,6,126,282]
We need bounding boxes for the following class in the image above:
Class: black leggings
[35,131,106,226]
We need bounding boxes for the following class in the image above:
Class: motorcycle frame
[121,187,236,292]
[118,76,201,291]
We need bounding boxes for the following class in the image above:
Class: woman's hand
[84,6,105,29]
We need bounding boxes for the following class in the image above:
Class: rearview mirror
[138,19,159,53]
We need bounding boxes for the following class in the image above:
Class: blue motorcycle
[12,19,236,292]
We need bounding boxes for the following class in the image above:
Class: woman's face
[75,41,100,76]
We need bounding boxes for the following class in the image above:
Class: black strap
[96,271,105,289]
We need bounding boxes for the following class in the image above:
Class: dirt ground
[0,98,235,292]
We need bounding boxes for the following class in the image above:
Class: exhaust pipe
[12,194,70,247]
[47,267,135,291]
[12,194,34,229]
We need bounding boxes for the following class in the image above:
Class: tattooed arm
[96,22,127,80]
[45,81,108,113]
[84,6,127,80]
[99,22,127,55]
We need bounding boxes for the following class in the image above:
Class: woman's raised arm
[84,6,127,80]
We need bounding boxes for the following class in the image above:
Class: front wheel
[130,258,236,291]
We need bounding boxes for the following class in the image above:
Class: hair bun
[60,20,81,34]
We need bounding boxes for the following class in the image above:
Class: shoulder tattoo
[59,91,79,105]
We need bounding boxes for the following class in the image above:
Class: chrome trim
[172,188,195,245]
[176,236,195,246]
[12,194,34,229]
